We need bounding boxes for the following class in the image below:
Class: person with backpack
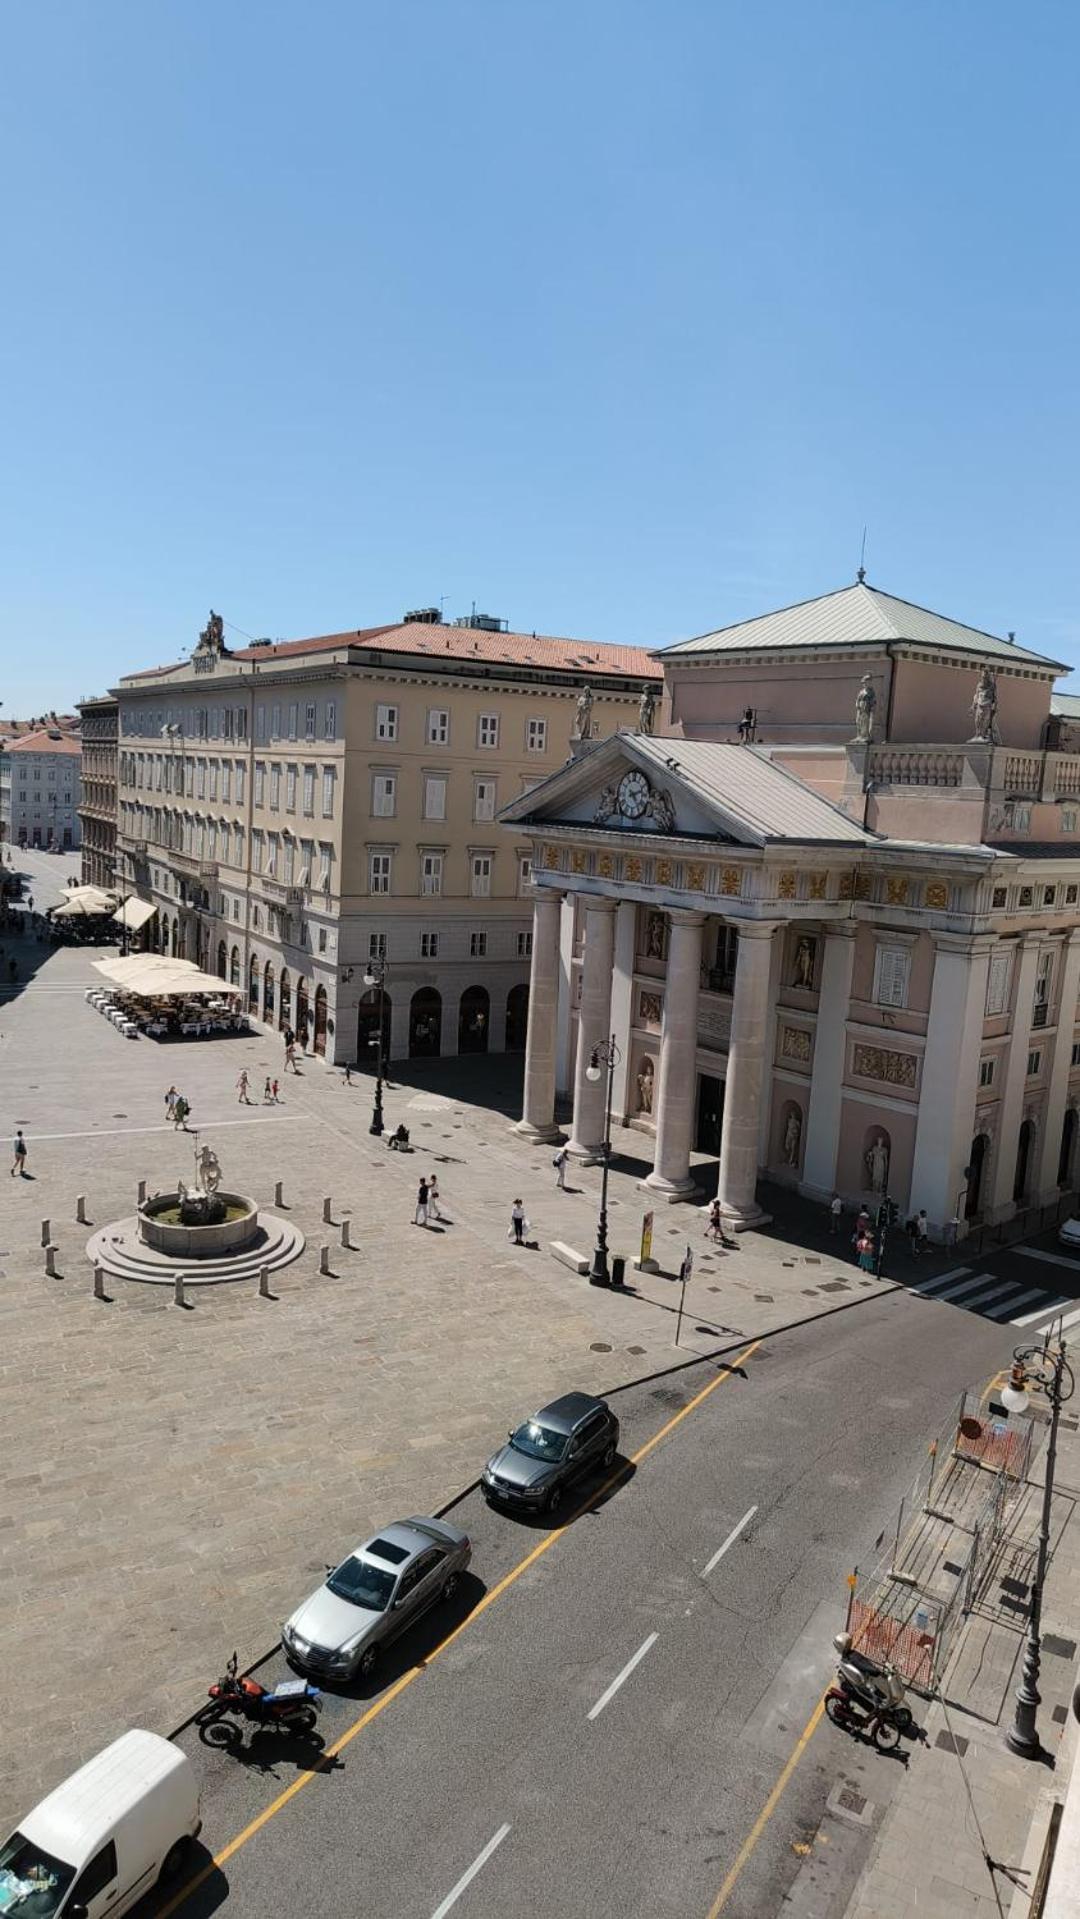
[553,1147,569,1190]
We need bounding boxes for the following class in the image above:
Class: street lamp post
[1002,1337,1075,1758]
[362,956,387,1136]
[585,1034,620,1287]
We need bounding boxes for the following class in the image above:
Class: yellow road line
[158,1339,761,1915]
[704,1695,826,1917]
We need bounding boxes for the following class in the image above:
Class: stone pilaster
[717,922,782,1228]
[644,910,706,1200]
[568,897,618,1161]
[515,890,565,1142]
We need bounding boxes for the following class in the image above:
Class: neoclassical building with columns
[502,581,1080,1241]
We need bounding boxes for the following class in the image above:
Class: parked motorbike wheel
[825,1692,850,1730]
[285,1704,319,1734]
[200,1716,242,1750]
[873,1715,902,1752]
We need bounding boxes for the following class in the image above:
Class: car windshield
[509,1420,567,1463]
[0,1832,75,1917]
[326,1555,398,1611]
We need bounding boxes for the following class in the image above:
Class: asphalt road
[120,1283,1022,1919]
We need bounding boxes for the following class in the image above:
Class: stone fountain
[87,1139,304,1288]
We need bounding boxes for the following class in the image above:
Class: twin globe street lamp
[1001,1337,1075,1759]
[585,1035,621,1287]
[362,955,387,1137]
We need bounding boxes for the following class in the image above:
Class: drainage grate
[626,1345,646,1356]
[820,1280,850,1293]
[755,1293,774,1302]
[935,1730,968,1756]
[837,1786,866,1815]
[943,1560,965,1578]
[1053,1704,1069,1725]
[1044,1634,1077,1660]
[590,1342,612,1353]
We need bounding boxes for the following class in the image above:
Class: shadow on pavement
[134,1843,229,1917]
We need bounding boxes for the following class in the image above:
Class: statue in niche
[971,667,998,743]
[645,912,666,959]
[783,1109,802,1167]
[792,935,816,990]
[573,684,594,740]
[637,1058,655,1113]
[865,1134,890,1195]
[638,684,658,735]
[854,674,876,743]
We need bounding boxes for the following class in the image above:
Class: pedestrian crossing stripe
[907,1263,1080,1336]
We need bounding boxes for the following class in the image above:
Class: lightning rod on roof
[856,525,868,585]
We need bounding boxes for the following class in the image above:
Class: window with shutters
[209,760,218,799]
[271,703,281,739]
[427,708,450,745]
[517,930,533,958]
[1028,1048,1042,1077]
[305,702,317,740]
[270,764,281,810]
[872,944,910,1009]
[302,765,315,815]
[1033,948,1054,1027]
[978,1057,995,1088]
[288,702,298,741]
[324,700,336,740]
[471,853,493,898]
[986,948,1012,1016]
[196,759,206,799]
[254,762,265,807]
[421,852,443,896]
[221,761,231,802]
[470,931,487,957]
[421,931,439,958]
[372,773,396,818]
[376,704,398,741]
[518,856,533,893]
[286,764,297,811]
[423,775,447,821]
[474,778,496,821]
[322,766,335,817]
[369,851,392,894]
[478,713,499,748]
[526,715,547,753]
[235,761,245,805]
[255,704,266,743]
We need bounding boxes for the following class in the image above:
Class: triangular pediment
[499,734,754,845]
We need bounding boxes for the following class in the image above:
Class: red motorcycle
[196,1653,322,1748]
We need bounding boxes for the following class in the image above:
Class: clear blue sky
[3,0,1079,711]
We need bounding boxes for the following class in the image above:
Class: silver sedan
[282,1516,470,1682]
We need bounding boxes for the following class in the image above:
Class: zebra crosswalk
[906,1261,1080,1337]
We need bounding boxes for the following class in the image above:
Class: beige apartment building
[114,610,658,1062]
[77,694,119,889]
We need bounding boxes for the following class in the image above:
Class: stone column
[717,922,781,1228]
[989,933,1043,1221]
[801,925,857,1199]
[1037,930,1080,1203]
[910,933,995,1233]
[515,890,565,1142]
[568,897,618,1161]
[645,911,705,1199]
[609,900,637,1119]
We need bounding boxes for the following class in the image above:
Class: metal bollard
[76,1195,87,1224]
[137,1179,147,1206]
[258,1265,272,1298]
[340,1217,352,1250]
[322,1196,332,1224]
[274,1180,284,1208]
[174,1272,187,1308]
[319,1244,331,1275]
[44,1244,57,1277]
[40,1218,51,1248]
[93,1263,107,1300]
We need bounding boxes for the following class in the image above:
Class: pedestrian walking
[11,1129,28,1176]
[236,1070,250,1105]
[553,1146,569,1190]
[427,1174,444,1221]
[172,1096,190,1131]
[509,1198,527,1245]
[856,1231,876,1274]
[165,1085,178,1119]
[915,1209,929,1255]
[271,1078,280,1103]
[285,1043,299,1073]
[829,1193,843,1234]
[283,1026,294,1050]
[262,1077,273,1105]
[705,1197,723,1242]
[343,1062,352,1086]
[414,1177,429,1227]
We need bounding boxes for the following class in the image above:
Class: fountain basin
[138,1191,260,1259]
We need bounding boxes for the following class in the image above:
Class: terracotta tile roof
[123,622,662,684]
[3,728,82,755]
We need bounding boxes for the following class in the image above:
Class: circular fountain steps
[85,1213,306,1287]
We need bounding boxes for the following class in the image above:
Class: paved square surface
[0,856,895,1827]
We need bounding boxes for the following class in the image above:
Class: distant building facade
[0,727,83,851]
[77,695,119,889]
[113,609,659,1063]
[506,581,1080,1242]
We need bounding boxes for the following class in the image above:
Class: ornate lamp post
[585,1035,621,1287]
[1002,1338,1075,1757]
[362,956,387,1137]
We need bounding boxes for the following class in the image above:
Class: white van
[0,1729,200,1917]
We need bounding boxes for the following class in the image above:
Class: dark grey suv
[482,1391,620,1515]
